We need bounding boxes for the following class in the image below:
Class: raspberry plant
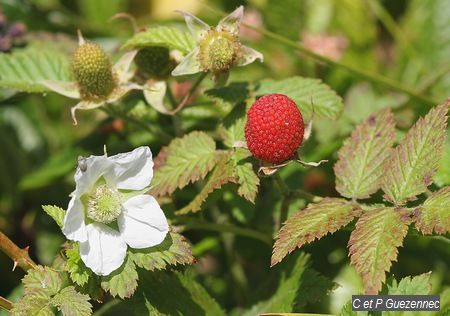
[0,1,449,316]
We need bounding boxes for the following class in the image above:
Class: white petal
[79,223,127,276]
[113,50,137,84]
[143,81,172,115]
[105,146,153,191]
[40,80,80,99]
[218,6,244,35]
[62,196,87,242]
[118,195,169,249]
[176,10,209,40]
[171,48,202,76]
[236,45,264,67]
[74,154,111,196]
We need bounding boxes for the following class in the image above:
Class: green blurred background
[0,0,449,314]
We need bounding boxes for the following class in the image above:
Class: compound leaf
[122,26,195,54]
[0,46,72,92]
[414,186,450,235]
[387,273,431,295]
[255,76,344,120]
[382,101,449,204]
[232,148,260,203]
[349,207,411,294]
[100,256,138,299]
[150,131,218,197]
[66,243,92,287]
[334,109,396,199]
[272,198,360,266]
[51,286,92,316]
[129,232,195,271]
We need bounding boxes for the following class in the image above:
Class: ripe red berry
[245,94,304,163]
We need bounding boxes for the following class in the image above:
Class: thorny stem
[0,231,37,271]
[203,5,440,106]
[0,296,13,311]
[178,219,272,246]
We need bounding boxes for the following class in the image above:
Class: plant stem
[203,5,439,106]
[0,296,13,311]
[0,231,37,271]
[168,72,208,114]
[178,219,272,246]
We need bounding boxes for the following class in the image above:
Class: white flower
[41,31,141,125]
[171,6,263,76]
[63,146,169,276]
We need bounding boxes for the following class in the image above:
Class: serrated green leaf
[0,46,72,92]
[100,256,138,299]
[205,82,250,108]
[296,268,337,308]
[414,187,450,235]
[220,101,247,148]
[272,198,360,266]
[22,266,63,296]
[232,148,260,203]
[150,131,218,197]
[349,208,411,294]
[255,76,344,120]
[129,232,194,271]
[334,109,396,199]
[51,286,92,316]
[340,300,368,316]
[382,102,449,205]
[122,26,195,54]
[177,156,237,214]
[66,243,92,287]
[42,205,65,228]
[387,273,431,295]
[10,291,54,316]
[242,254,310,316]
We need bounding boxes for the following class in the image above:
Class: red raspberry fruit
[245,94,304,163]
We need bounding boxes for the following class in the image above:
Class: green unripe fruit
[198,30,240,73]
[135,46,172,78]
[72,43,115,99]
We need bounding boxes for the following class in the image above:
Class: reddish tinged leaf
[271,198,361,266]
[414,186,450,235]
[382,101,449,205]
[349,208,411,294]
[150,131,217,197]
[334,108,395,199]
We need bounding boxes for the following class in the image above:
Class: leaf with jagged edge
[10,291,54,316]
[22,266,63,296]
[65,242,92,287]
[434,140,450,186]
[150,132,218,197]
[334,109,396,199]
[122,26,195,54]
[387,273,431,295]
[100,256,138,299]
[129,232,195,271]
[205,82,250,108]
[42,205,65,228]
[242,254,310,316]
[220,101,247,148]
[295,268,337,309]
[340,300,368,316]
[0,46,72,92]
[382,101,449,205]
[176,155,237,214]
[255,76,344,120]
[232,148,260,203]
[349,207,411,294]
[414,187,450,235]
[51,286,92,316]
[272,198,361,266]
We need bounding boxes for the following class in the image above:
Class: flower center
[87,184,122,224]
[198,30,239,73]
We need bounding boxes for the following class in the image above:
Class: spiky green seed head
[198,29,240,73]
[71,42,116,99]
[135,46,173,78]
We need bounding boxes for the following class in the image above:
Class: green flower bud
[86,184,122,224]
[135,47,173,78]
[72,43,116,99]
[198,30,240,73]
